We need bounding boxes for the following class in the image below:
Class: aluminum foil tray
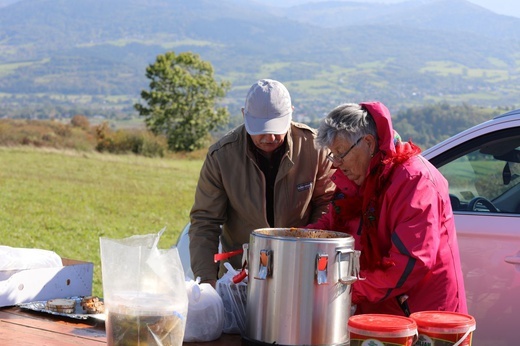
[18,296,106,321]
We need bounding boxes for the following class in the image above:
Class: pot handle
[336,248,361,285]
[254,249,272,280]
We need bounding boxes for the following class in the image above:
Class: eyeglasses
[326,137,363,165]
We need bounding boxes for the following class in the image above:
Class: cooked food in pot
[254,227,349,239]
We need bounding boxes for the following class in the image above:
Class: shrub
[95,122,167,157]
[0,119,82,148]
[0,119,168,156]
[139,132,167,158]
[70,114,91,130]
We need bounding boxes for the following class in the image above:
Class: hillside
[0,0,519,121]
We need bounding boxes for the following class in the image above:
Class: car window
[435,137,520,214]
[438,155,478,202]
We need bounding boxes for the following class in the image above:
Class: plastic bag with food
[100,227,188,346]
[216,262,248,335]
[0,246,62,280]
[183,277,224,342]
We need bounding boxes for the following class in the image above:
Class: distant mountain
[281,0,520,40]
[0,0,18,7]
[254,0,520,19]
[0,0,519,118]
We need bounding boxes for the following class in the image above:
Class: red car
[423,108,520,346]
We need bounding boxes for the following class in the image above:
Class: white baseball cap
[244,79,292,135]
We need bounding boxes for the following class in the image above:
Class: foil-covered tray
[18,296,106,321]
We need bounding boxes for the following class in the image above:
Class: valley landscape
[1,0,520,310]
[0,0,519,125]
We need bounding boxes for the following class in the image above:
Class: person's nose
[263,134,276,142]
[331,160,342,168]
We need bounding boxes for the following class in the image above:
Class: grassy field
[0,146,204,296]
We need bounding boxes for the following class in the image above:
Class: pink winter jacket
[308,102,467,316]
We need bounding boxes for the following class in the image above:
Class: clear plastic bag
[100,228,188,346]
[216,262,248,335]
[183,277,224,342]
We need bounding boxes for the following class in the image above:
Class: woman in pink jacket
[308,101,467,316]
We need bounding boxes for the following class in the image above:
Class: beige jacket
[189,122,335,281]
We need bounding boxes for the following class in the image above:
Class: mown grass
[419,60,509,80]
[0,146,204,296]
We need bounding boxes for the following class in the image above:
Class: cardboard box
[0,258,93,307]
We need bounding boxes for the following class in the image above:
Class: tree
[134,51,231,152]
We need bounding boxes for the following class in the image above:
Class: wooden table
[0,306,242,346]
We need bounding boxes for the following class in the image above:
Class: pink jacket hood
[360,101,396,157]
[329,101,401,193]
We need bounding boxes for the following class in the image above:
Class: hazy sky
[266,0,520,18]
[467,0,520,17]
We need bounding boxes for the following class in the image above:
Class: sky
[468,0,520,17]
[266,0,520,18]
[3,0,520,18]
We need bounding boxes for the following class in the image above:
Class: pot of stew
[243,228,359,346]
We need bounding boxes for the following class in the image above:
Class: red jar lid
[348,314,417,337]
[410,311,476,334]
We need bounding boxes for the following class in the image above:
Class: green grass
[76,37,220,49]
[0,146,203,296]
[419,60,508,80]
[0,61,39,77]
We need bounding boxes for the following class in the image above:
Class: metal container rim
[251,227,354,242]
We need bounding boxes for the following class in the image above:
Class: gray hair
[316,103,377,148]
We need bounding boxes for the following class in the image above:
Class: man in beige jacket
[189,79,335,286]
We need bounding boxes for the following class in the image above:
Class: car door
[424,124,520,346]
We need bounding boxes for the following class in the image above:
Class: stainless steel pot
[244,228,359,346]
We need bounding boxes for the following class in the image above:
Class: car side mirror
[503,161,511,185]
[449,194,461,211]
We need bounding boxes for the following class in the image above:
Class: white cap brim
[245,112,291,135]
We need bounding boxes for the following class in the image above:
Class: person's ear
[241,108,245,119]
[365,134,377,155]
